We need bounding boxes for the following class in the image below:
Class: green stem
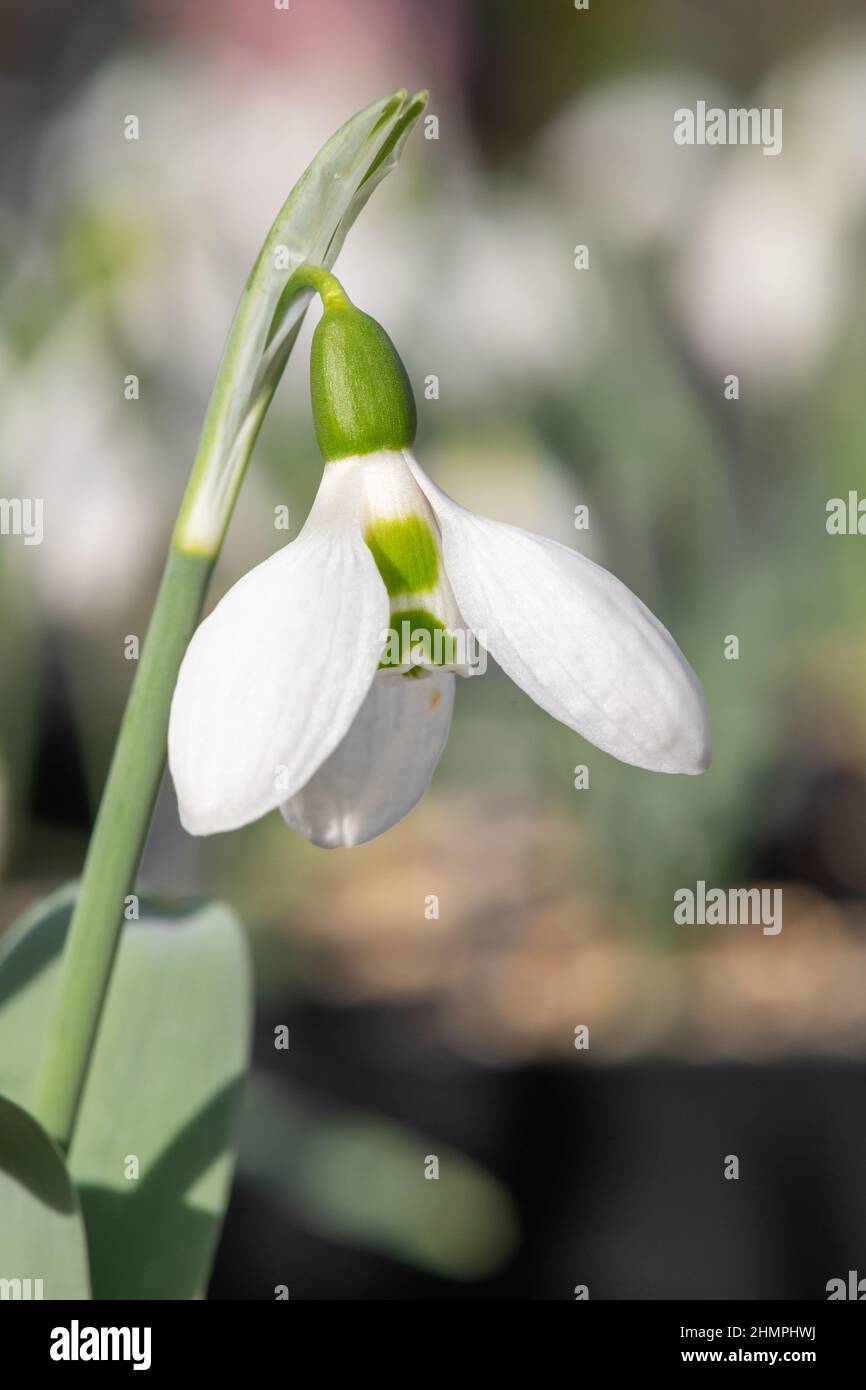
[33,272,336,1149]
[287,264,353,311]
[34,547,213,1146]
[33,270,348,1151]
[29,85,427,1149]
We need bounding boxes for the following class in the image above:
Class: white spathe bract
[169,448,710,847]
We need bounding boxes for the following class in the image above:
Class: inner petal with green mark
[364,514,439,596]
[357,451,474,676]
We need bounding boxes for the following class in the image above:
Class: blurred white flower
[540,74,720,254]
[34,54,360,402]
[772,38,866,229]
[539,54,865,395]
[670,162,840,391]
[429,186,605,399]
[1,318,168,624]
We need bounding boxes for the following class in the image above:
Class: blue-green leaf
[0,1093,91,1300]
[0,887,252,1299]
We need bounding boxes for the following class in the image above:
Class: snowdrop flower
[169,271,710,847]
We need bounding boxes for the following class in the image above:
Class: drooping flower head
[169,269,710,847]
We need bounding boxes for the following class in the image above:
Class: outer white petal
[169,466,390,833]
[406,452,710,775]
[281,669,455,848]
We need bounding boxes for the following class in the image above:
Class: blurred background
[2,0,866,1298]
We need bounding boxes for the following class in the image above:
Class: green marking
[379,607,456,669]
[364,514,439,596]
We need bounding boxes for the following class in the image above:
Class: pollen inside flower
[363,514,440,595]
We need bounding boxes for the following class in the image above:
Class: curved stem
[287,264,353,311]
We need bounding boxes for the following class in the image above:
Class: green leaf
[0,1093,91,1300]
[240,1074,519,1282]
[0,886,74,1109]
[0,887,252,1299]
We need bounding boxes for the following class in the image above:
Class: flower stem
[30,88,427,1149]
[287,264,353,311]
[34,546,213,1146]
[33,272,352,1150]
[32,270,353,1150]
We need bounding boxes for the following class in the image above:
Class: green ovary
[364,514,440,596]
[380,608,456,670]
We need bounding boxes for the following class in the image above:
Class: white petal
[281,669,455,847]
[169,499,389,834]
[406,452,710,775]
